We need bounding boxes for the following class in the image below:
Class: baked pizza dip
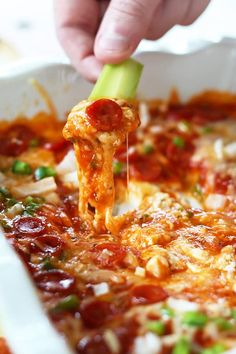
[1,90,236,354]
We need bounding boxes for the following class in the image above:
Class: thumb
[94,0,160,63]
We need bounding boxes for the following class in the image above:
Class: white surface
[0,0,236,64]
[0,228,73,354]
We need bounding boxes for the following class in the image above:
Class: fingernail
[98,29,130,53]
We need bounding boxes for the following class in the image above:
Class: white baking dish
[0,39,236,354]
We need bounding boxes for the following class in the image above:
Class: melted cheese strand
[0,228,73,354]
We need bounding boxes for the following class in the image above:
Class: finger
[94,0,161,63]
[146,0,210,40]
[54,0,102,81]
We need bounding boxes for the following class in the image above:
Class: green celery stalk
[89,58,143,100]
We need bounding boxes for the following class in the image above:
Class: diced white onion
[214,138,224,160]
[149,125,163,134]
[92,282,110,296]
[61,171,78,187]
[139,102,150,128]
[205,194,226,210]
[5,203,24,218]
[56,150,76,176]
[167,297,199,313]
[133,333,162,354]
[103,330,120,354]
[135,266,146,277]
[224,141,236,158]
[12,177,57,197]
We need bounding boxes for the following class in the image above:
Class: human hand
[54,0,210,81]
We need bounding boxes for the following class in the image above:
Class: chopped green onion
[89,58,143,100]
[29,138,39,147]
[182,311,208,328]
[0,187,11,198]
[201,343,226,354]
[172,136,185,148]
[193,183,203,196]
[113,161,123,175]
[42,257,54,270]
[34,166,56,180]
[51,295,79,313]
[213,317,234,331]
[160,306,175,318]
[202,126,213,134]
[146,321,165,335]
[142,144,154,154]
[6,198,17,208]
[172,337,190,354]
[12,160,32,175]
[23,196,44,215]
[231,309,236,320]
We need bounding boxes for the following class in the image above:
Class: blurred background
[0,0,236,69]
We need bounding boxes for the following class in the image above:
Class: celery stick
[89,58,143,100]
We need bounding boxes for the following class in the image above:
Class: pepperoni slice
[214,173,233,194]
[92,242,126,268]
[86,99,123,131]
[13,217,46,236]
[76,334,112,354]
[44,139,70,152]
[30,235,64,256]
[0,124,34,156]
[130,158,161,182]
[34,269,76,294]
[131,284,168,305]
[80,300,116,328]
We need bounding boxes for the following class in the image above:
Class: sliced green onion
[34,166,56,180]
[231,309,236,320]
[146,321,165,335]
[23,196,44,216]
[201,343,226,354]
[6,198,17,208]
[172,136,185,148]
[12,160,32,175]
[172,337,190,354]
[113,161,123,175]
[29,138,39,147]
[42,257,54,270]
[202,126,213,134]
[0,187,11,199]
[182,311,208,328]
[193,183,203,196]
[142,144,154,154]
[160,306,175,318]
[51,295,79,313]
[89,58,143,100]
[213,317,234,331]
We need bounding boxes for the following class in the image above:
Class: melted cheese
[63,99,139,233]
